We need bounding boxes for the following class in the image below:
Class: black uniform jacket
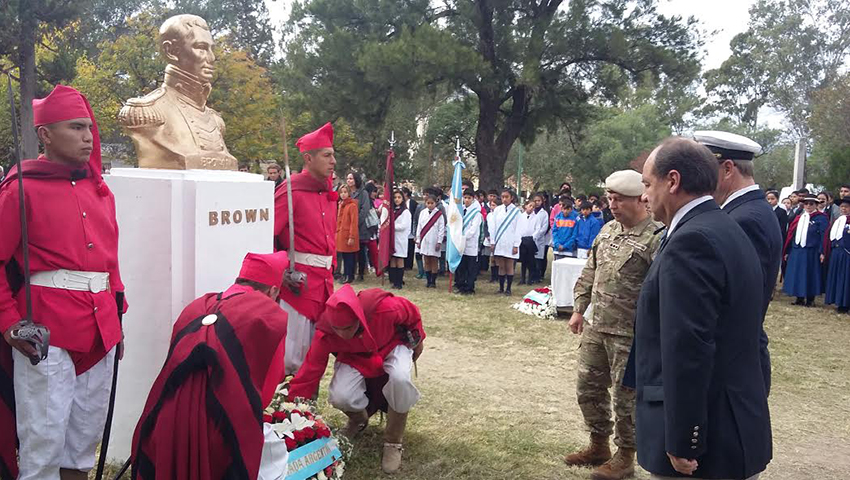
[773,205,788,240]
[634,199,772,479]
[724,188,782,395]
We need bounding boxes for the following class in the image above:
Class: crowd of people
[269,168,613,297]
[768,185,850,311]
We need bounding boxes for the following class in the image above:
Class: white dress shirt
[667,195,714,237]
[721,184,761,209]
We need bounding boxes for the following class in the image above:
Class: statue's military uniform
[572,215,661,450]
[118,65,237,170]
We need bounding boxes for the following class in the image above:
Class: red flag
[376,148,395,277]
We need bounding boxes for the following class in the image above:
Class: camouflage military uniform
[573,216,661,449]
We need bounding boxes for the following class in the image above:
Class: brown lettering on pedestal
[245,209,257,223]
[222,210,231,224]
[260,208,269,222]
[209,211,219,226]
[233,210,243,224]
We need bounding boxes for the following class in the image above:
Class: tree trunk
[18,0,39,159]
[475,92,505,191]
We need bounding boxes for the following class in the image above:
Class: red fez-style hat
[238,251,290,287]
[32,85,105,183]
[296,122,334,153]
[319,284,364,329]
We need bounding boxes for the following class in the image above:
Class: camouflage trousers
[576,325,636,449]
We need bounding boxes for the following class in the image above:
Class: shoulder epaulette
[118,87,166,128]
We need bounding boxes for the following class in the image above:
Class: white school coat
[487,203,521,259]
[394,208,411,258]
[379,207,412,258]
[416,208,445,257]
[532,209,549,259]
[462,205,482,256]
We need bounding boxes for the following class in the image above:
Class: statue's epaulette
[208,106,226,134]
[118,87,166,128]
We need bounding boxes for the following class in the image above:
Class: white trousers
[258,423,289,480]
[281,300,316,375]
[13,345,115,480]
[327,345,420,413]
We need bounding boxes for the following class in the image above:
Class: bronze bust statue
[119,14,238,170]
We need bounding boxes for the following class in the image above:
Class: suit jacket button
[691,439,698,444]
[691,445,697,450]
[693,426,700,431]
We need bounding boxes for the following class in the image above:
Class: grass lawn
[322,270,850,480]
[93,267,850,480]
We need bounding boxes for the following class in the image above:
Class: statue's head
[160,14,216,83]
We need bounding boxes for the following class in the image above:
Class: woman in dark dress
[783,196,829,306]
[825,198,850,313]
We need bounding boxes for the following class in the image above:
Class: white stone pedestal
[103,168,275,462]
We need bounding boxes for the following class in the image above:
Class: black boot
[430,272,438,288]
[794,297,805,305]
[805,296,814,307]
[505,275,514,295]
[838,306,849,313]
[490,269,498,283]
[397,268,405,289]
[498,275,505,293]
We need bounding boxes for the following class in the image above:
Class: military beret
[605,170,644,197]
[693,130,762,161]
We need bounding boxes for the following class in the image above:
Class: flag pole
[449,137,461,293]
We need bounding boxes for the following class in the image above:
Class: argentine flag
[446,158,466,274]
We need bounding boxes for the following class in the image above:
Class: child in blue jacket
[575,201,602,258]
[552,196,579,259]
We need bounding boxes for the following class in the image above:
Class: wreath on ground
[265,385,352,480]
[511,286,557,320]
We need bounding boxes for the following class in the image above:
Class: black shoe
[343,277,354,284]
[793,297,805,305]
[805,301,814,307]
[504,289,512,296]
[358,274,365,281]
[838,306,849,313]
[518,279,526,285]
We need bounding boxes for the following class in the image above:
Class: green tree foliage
[704,0,850,137]
[278,0,703,190]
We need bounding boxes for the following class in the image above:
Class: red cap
[32,85,104,181]
[238,252,290,287]
[319,284,364,328]
[296,122,334,153]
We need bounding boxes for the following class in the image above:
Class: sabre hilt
[10,320,50,365]
[283,269,308,296]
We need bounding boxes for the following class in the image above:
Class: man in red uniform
[288,285,425,474]
[0,85,127,480]
[131,251,290,480]
[274,122,338,374]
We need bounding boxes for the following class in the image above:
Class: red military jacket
[0,157,126,366]
[273,171,337,320]
[287,288,425,400]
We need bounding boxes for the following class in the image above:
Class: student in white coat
[383,188,411,289]
[531,193,550,284]
[416,193,446,288]
[457,189,483,294]
[516,199,539,284]
[487,188,522,295]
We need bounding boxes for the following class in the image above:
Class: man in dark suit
[635,137,771,480]
[695,131,782,397]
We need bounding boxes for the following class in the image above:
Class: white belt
[30,269,110,293]
[292,251,333,270]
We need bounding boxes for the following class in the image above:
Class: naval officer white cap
[693,130,762,161]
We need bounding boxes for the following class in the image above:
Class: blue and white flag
[446,158,466,274]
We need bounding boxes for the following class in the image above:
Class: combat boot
[343,410,369,438]
[591,447,635,480]
[564,433,611,466]
[381,408,408,474]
